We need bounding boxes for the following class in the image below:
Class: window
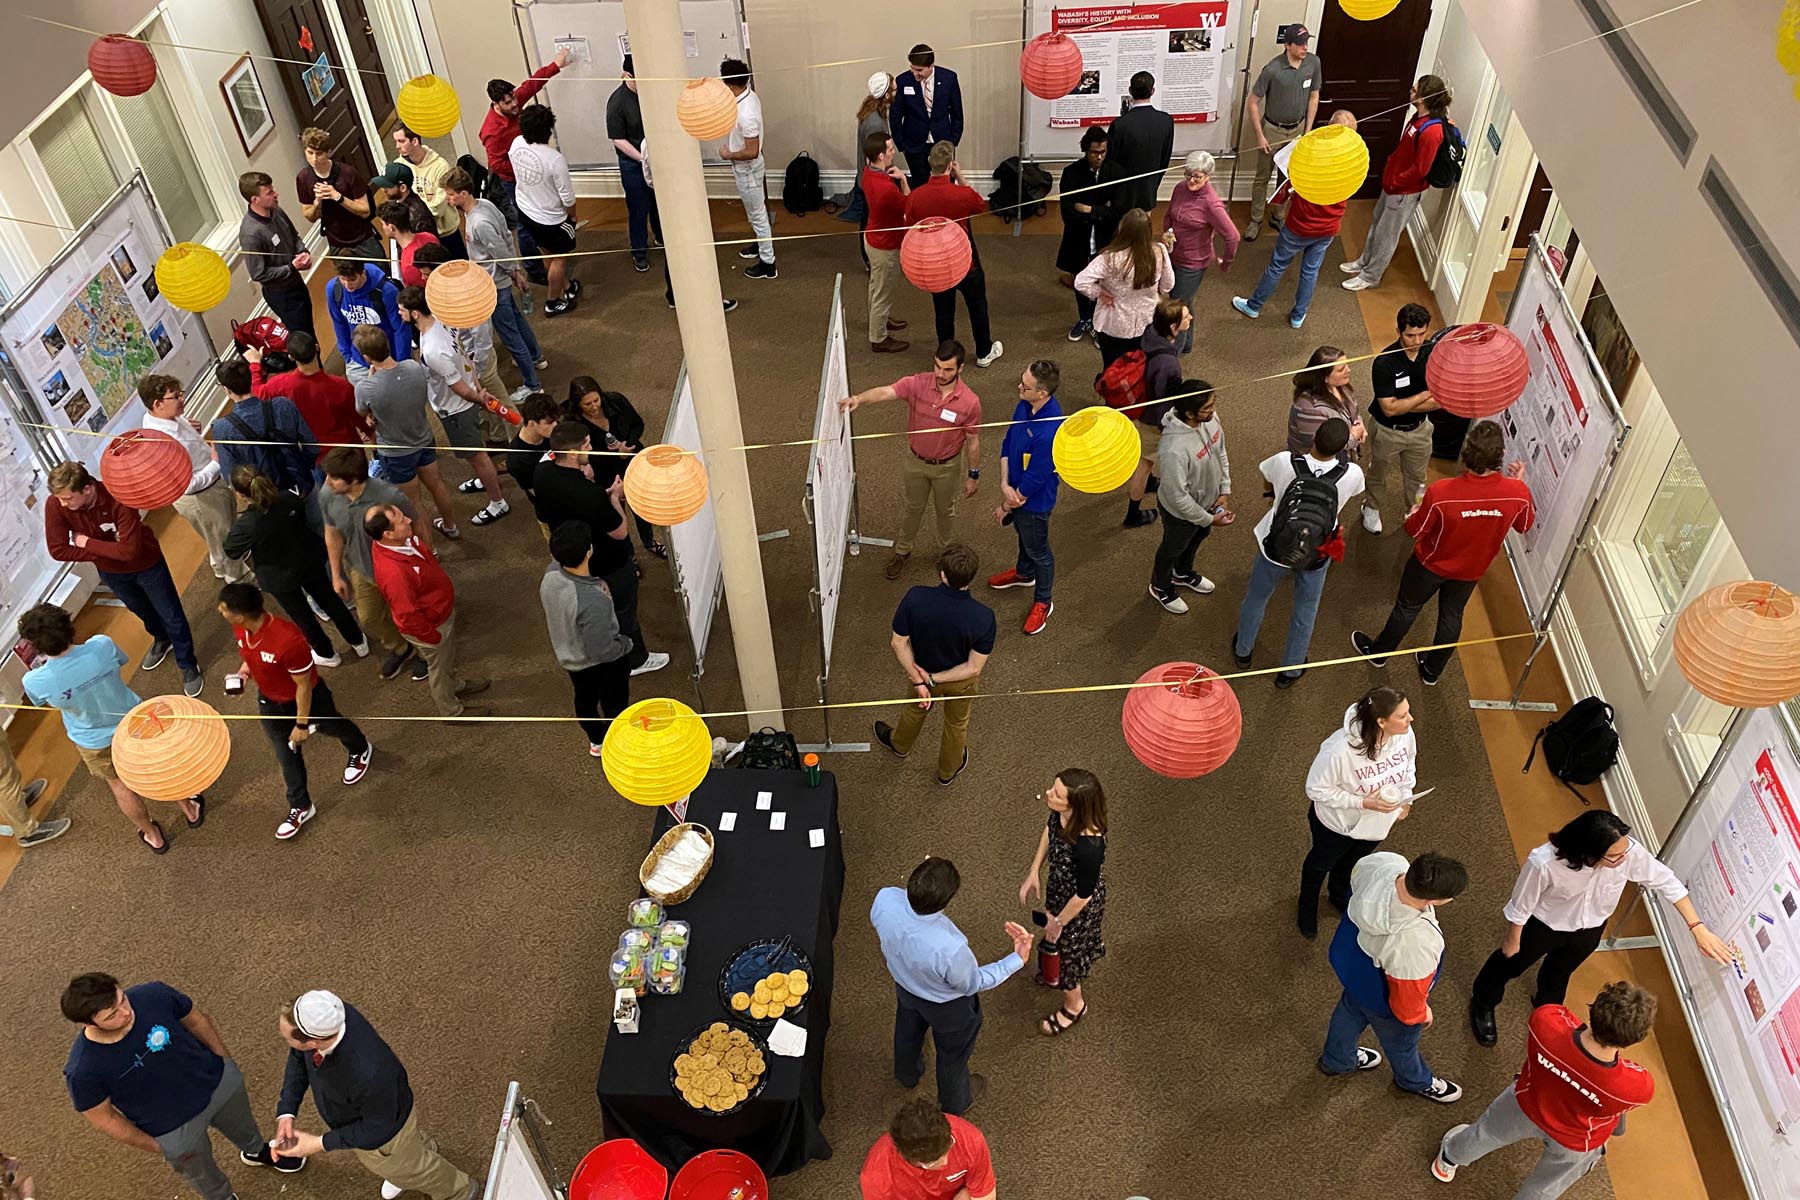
[112,82,214,243]
[1632,441,1722,610]
[29,98,120,229]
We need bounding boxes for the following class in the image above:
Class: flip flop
[140,820,169,855]
[186,793,206,828]
[1040,1005,1086,1037]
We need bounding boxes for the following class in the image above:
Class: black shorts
[519,213,577,256]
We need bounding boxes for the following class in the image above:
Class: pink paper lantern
[1020,33,1085,100]
[900,217,972,293]
[1121,662,1242,779]
[1425,323,1530,418]
[89,35,158,98]
[100,428,191,509]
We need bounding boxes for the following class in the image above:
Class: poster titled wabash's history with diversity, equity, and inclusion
[1048,3,1232,128]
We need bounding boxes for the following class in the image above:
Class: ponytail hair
[230,464,283,512]
[1349,686,1408,761]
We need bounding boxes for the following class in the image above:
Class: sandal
[140,819,169,855]
[433,517,462,541]
[646,540,668,559]
[185,793,206,828]
[1039,1005,1086,1037]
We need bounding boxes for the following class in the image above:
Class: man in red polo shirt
[903,142,1001,369]
[246,333,368,465]
[481,49,570,287]
[860,1099,997,1200]
[365,504,490,720]
[863,132,911,353]
[841,341,983,579]
[217,583,371,842]
[1433,982,1658,1196]
[1352,419,1533,685]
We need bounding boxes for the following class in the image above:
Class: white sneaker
[312,649,343,668]
[380,1182,404,1200]
[1431,1124,1470,1182]
[510,385,535,403]
[1361,505,1383,534]
[1148,585,1188,614]
[351,639,371,658]
[976,340,1005,368]
[1172,572,1216,595]
[589,742,605,758]
[1340,260,1364,274]
[1343,276,1377,291]
[275,805,316,840]
[630,651,672,677]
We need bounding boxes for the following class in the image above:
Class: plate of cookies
[670,1022,769,1115]
[719,939,813,1027]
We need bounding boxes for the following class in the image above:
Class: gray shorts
[438,406,484,459]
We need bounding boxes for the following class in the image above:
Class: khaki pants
[0,735,40,839]
[896,452,961,556]
[175,483,253,583]
[868,246,901,342]
[477,354,511,443]
[1363,419,1433,524]
[350,567,405,655]
[404,612,479,716]
[350,1105,470,1200]
[891,675,979,781]
[1250,117,1300,227]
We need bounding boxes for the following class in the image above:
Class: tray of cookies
[718,938,813,1027]
[670,1021,769,1115]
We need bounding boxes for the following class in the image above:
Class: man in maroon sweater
[246,332,368,466]
[1353,420,1533,685]
[480,48,570,288]
[44,463,204,696]
[365,504,488,721]
[1344,74,1452,291]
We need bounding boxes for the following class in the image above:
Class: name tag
[903,86,916,95]
[271,235,282,246]
[938,407,960,424]
[1021,453,1031,470]
[1302,78,1313,89]
[1394,374,1410,387]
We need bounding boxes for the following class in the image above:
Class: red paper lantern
[100,428,191,510]
[900,217,971,293]
[88,35,158,98]
[1120,662,1242,779]
[1424,322,1530,418]
[1020,33,1084,100]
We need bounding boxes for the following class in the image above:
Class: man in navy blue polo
[874,543,996,785]
[987,360,1063,636]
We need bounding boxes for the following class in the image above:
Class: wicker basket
[639,822,715,905]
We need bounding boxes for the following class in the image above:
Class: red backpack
[1095,350,1147,412]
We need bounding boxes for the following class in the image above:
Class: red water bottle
[1037,937,1061,987]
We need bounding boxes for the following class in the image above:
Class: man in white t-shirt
[509,104,582,315]
[1233,416,1364,688]
[394,285,510,529]
[719,58,777,279]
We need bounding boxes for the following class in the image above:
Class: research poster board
[1663,707,1800,1200]
[480,1083,559,1200]
[1024,1,1242,159]
[1497,238,1626,628]
[663,365,724,671]
[806,277,853,675]
[0,375,65,691]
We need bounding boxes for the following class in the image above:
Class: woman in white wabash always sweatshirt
[1298,686,1418,939]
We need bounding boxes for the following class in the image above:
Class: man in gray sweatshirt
[539,522,634,756]
[237,172,315,340]
[1149,381,1232,614]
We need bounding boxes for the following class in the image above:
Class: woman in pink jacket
[1160,151,1238,354]
[1075,208,1176,369]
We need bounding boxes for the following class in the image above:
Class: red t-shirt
[1515,1004,1654,1152]
[233,615,315,704]
[1403,470,1535,581]
[892,371,981,463]
[397,231,442,289]
[859,1117,995,1200]
[903,176,986,238]
[863,167,908,252]
[252,363,369,461]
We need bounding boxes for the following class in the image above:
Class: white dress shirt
[1502,838,1688,931]
[139,413,220,494]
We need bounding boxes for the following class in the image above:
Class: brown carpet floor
[0,209,1611,1200]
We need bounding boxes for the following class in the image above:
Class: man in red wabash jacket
[1352,420,1533,686]
[1432,982,1658,1198]
[365,505,489,720]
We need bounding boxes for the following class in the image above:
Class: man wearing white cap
[272,990,474,1200]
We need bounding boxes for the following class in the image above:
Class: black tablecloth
[597,769,844,1175]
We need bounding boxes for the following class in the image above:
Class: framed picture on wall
[220,55,275,157]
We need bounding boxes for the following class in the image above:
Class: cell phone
[1031,910,1048,928]
[224,674,244,696]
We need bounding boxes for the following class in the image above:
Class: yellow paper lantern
[155,243,232,313]
[396,74,461,139]
[1051,406,1140,494]
[112,696,231,802]
[624,444,708,526]
[1780,1,1800,98]
[423,259,497,329]
[1288,123,1371,206]
[676,78,738,140]
[1338,0,1403,19]
[1673,581,1800,708]
[602,698,712,806]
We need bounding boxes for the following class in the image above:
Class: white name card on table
[770,812,786,831]
[719,811,737,832]
[756,791,773,810]
[768,1018,807,1057]
[809,828,825,849]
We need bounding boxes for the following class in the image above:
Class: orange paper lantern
[1020,33,1084,100]
[623,445,708,526]
[1673,581,1800,707]
[900,217,972,293]
[1121,662,1242,779]
[676,78,739,140]
[1424,323,1530,418]
[101,428,191,510]
[423,259,497,329]
[112,696,231,802]
[89,35,157,97]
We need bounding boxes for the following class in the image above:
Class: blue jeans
[1319,990,1434,1093]
[1247,227,1335,320]
[1235,551,1329,676]
[619,157,653,261]
[489,286,541,390]
[1012,510,1054,603]
[100,560,198,672]
[500,179,549,285]
[1169,265,1206,353]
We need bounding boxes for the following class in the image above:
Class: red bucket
[570,1139,668,1200]
[669,1149,767,1200]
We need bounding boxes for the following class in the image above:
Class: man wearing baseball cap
[272,990,475,1200]
[1244,24,1322,240]
[368,161,436,247]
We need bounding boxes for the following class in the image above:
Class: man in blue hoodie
[986,359,1062,636]
[326,260,411,385]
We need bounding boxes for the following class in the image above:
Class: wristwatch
[967,469,980,480]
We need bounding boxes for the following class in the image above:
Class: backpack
[987,156,1053,220]
[1262,456,1348,568]
[782,153,824,215]
[739,727,802,771]
[222,400,312,496]
[1422,118,1466,189]
[457,153,502,207]
[1523,697,1618,804]
[1095,351,1148,412]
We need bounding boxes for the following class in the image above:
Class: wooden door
[1313,0,1436,199]
[335,0,397,138]
[1514,163,1554,250]
[252,0,376,180]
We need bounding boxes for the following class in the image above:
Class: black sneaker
[378,645,415,681]
[633,258,650,273]
[1351,630,1388,667]
[1229,632,1252,669]
[240,1145,307,1173]
[565,279,584,298]
[1121,508,1157,528]
[141,639,173,671]
[1416,654,1442,686]
[873,721,906,758]
[1296,896,1318,940]
[937,748,969,785]
[1274,666,1306,689]
[410,656,431,682]
[722,298,739,313]
[545,296,576,317]
[738,246,761,260]
[1413,1077,1464,1104]
[745,260,779,280]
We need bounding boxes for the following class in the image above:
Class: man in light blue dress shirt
[869,857,1033,1114]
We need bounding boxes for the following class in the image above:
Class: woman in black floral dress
[1018,768,1108,1036]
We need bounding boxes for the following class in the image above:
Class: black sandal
[140,820,169,855]
[646,540,668,559]
[1040,1005,1086,1037]
[185,793,206,828]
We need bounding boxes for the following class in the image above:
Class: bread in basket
[640,822,716,904]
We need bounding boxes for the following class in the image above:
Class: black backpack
[739,727,801,771]
[782,153,824,215]
[988,156,1053,220]
[1262,456,1347,568]
[1523,697,1619,804]
[1422,118,1466,189]
[222,398,313,497]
